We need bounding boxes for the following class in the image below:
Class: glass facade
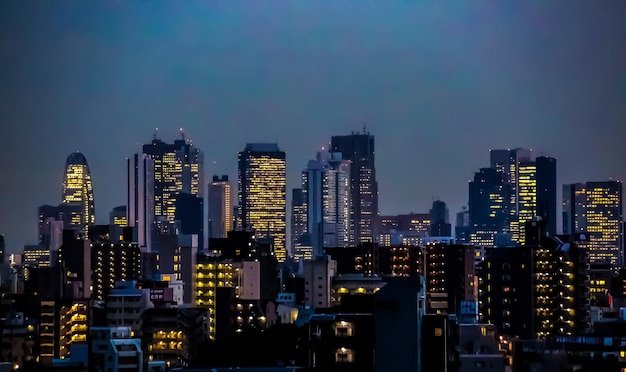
[62,152,95,232]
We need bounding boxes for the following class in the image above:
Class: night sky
[1,2,625,253]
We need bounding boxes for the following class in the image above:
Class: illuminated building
[490,148,532,220]
[291,188,308,258]
[300,151,351,258]
[61,152,96,232]
[208,175,232,239]
[425,243,476,315]
[478,219,590,339]
[109,206,127,227]
[238,143,287,261]
[331,127,378,245]
[23,244,50,268]
[469,168,511,246]
[38,300,89,364]
[128,131,204,252]
[512,161,537,244]
[91,242,142,301]
[331,274,385,306]
[563,181,623,267]
[141,307,204,368]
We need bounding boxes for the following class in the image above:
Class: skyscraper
[0,234,4,264]
[429,200,451,237]
[291,188,307,254]
[536,156,557,236]
[469,168,510,246]
[128,132,204,251]
[208,175,232,239]
[300,151,351,258]
[238,143,287,261]
[331,127,378,245]
[563,181,623,266]
[62,152,95,232]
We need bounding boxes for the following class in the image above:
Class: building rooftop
[243,143,281,153]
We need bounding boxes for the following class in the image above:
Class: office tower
[536,156,557,235]
[429,200,451,237]
[478,220,590,339]
[563,181,623,266]
[128,133,204,251]
[300,151,351,258]
[61,152,96,232]
[331,127,378,245]
[455,208,470,244]
[109,206,127,227]
[469,168,511,246]
[291,188,308,256]
[425,243,475,315]
[208,175,232,239]
[238,143,287,261]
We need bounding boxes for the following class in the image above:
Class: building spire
[362,121,367,134]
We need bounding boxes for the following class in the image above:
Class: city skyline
[2,2,626,252]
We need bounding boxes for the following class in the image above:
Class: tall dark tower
[469,168,511,246]
[429,200,451,237]
[536,156,557,236]
[331,126,378,245]
[0,234,5,264]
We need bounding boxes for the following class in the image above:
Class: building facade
[61,152,96,233]
[563,181,623,267]
[208,175,232,239]
[127,133,204,252]
[238,143,287,261]
[331,129,378,245]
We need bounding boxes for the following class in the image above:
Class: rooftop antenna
[362,122,367,134]
[153,128,159,140]
[180,127,185,141]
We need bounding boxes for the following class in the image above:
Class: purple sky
[1,2,625,253]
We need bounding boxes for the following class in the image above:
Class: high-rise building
[208,175,232,239]
[127,132,204,251]
[109,206,127,227]
[291,188,307,256]
[455,208,470,244]
[478,219,590,339]
[469,168,510,246]
[62,152,96,232]
[563,181,623,266]
[300,151,351,258]
[429,200,451,237]
[331,127,378,245]
[238,143,287,261]
[477,151,557,245]
[425,243,475,315]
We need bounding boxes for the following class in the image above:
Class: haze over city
[1,1,625,252]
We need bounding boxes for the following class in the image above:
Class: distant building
[331,128,378,245]
[62,152,96,232]
[127,133,204,252]
[300,151,351,258]
[23,245,50,268]
[469,168,511,247]
[291,188,308,259]
[208,175,232,239]
[455,208,470,244]
[109,206,127,227]
[563,181,623,267]
[238,143,287,261]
